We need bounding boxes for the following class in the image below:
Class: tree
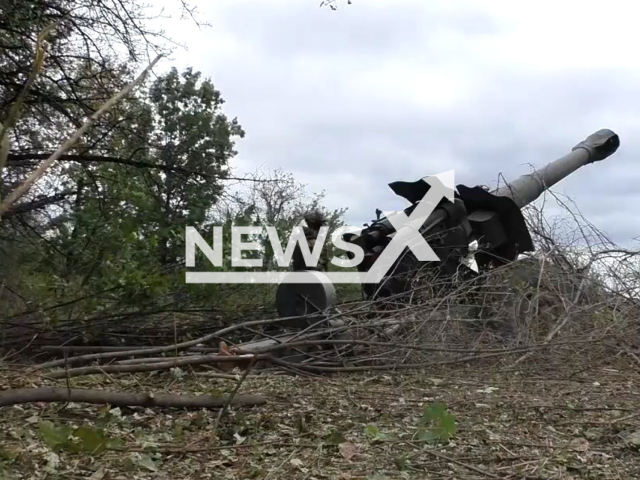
[54,67,242,292]
[0,0,200,221]
[0,0,204,312]
[214,168,348,271]
[0,0,350,334]
[0,64,245,323]
[135,67,245,265]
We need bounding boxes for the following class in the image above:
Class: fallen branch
[40,346,157,353]
[31,312,349,371]
[47,353,265,379]
[47,348,537,379]
[44,336,606,379]
[29,307,444,372]
[114,357,180,365]
[213,357,256,437]
[0,387,267,408]
[32,300,436,372]
[269,351,524,373]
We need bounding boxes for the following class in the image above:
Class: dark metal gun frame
[341,129,620,302]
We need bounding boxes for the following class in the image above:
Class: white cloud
[152,0,640,246]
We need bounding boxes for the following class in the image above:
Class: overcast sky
[154,0,640,246]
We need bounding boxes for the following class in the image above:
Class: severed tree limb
[110,341,546,365]
[47,353,266,379]
[114,357,178,365]
[46,346,568,379]
[32,304,387,372]
[31,314,327,371]
[0,387,266,408]
[37,325,602,377]
[42,336,605,380]
[40,346,153,352]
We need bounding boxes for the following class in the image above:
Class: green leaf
[364,424,387,442]
[70,426,108,455]
[0,445,20,462]
[394,454,407,471]
[38,421,73,452]
[417,402,457,444]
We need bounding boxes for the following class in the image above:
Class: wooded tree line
[0,0,347,329]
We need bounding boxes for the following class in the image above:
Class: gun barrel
[492,129,620,208]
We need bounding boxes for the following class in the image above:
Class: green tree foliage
[0,0,348,341]
[4,67,245,316]
[0,0,200,319]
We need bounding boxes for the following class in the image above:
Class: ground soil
[1,353,640,479]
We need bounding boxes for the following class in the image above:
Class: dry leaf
[339,441,357,460]
[569,437,590,452]
[89,465,106,480]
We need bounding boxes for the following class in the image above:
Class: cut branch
[47,353,265,378]
[31,314,324,371]
[0,387,267,408]
[42,343,572,379]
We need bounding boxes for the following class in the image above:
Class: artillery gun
[275,129,620,322]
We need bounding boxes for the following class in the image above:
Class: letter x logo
[363,172,454,283]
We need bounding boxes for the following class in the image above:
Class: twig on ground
[212,357,257,437]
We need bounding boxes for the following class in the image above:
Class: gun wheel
[275,270,337,329]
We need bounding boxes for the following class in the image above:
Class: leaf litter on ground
[2,356,640,479]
